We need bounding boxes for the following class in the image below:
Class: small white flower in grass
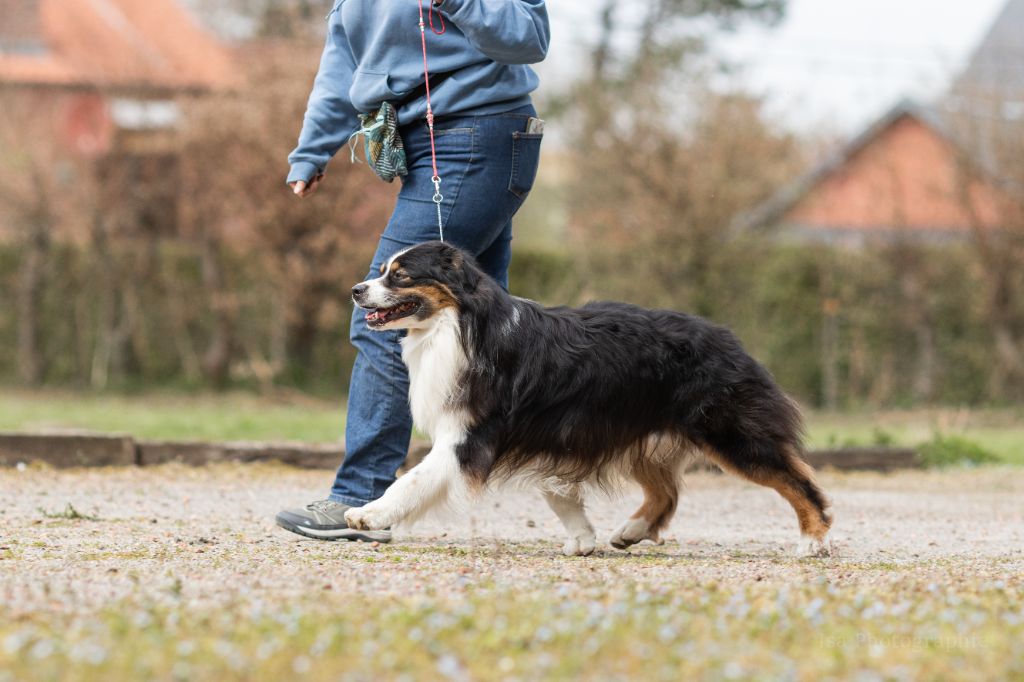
[292,656,311,674]
[176,640,196,656]
[30,638,55,659]
[3,631,30,655]
[803,598,824,620]
[436,654,466,680]
[723,662,744,679]
[69,641,108,665]
[255,640,278,660]
[15,462,26,472]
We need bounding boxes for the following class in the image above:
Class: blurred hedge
[0,240,1013,406]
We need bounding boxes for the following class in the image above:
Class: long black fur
[394,241,830,526]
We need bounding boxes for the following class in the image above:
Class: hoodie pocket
[350,68,401,113]
[508,131,543,198]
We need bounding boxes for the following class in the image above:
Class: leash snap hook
[431,175,443,204]
[431,175,445,242]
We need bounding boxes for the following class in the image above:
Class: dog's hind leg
[542,487,596,557]
[610,459,680,550]
[705,442,833,557]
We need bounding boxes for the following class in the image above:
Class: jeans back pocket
[508,131,543,198]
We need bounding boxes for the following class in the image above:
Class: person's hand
[290,173,324,197]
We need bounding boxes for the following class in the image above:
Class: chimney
[0,0,47,54]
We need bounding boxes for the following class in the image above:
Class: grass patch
[917,435,1000,468]
[0,389,344,442]
[0,581,1020,681]
[37,503,101,522]
[806,408,1024,465]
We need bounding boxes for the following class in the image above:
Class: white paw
[796,532,833,558]
[344,505,390,531]
[562,533,597,557]
[609,517,660,550]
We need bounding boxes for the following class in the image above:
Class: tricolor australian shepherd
[345,241,833,557]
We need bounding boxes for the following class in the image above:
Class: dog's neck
[402,308,468,438]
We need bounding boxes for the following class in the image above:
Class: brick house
[0,0,234,238]
[743,0,1024,245]
[738,100,1017,245]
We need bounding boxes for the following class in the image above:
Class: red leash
[418,0,446,241]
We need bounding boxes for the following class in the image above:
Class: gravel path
[2,464,1022,615]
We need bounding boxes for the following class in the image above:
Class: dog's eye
[390,270,412,286]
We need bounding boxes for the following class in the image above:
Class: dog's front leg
[345,431,463,531]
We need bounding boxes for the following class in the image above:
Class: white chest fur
[401,308,468,438]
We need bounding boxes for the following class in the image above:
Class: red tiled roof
[738,100,1019,238]
[0,0,235,90]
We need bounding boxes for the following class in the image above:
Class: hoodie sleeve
[286,15,361,184]
[438,0,550,65]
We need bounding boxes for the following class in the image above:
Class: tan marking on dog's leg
[610,461,679,550]
[705,447,833,557]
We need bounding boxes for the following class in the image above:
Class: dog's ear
[438,243,480,292]
[439,243,463,269]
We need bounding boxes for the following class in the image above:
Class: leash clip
[431,175,444,242]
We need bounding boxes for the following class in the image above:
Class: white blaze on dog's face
[351,242,470,332]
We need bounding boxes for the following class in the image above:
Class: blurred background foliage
[1,0,1023,409]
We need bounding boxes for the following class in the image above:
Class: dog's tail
[701,392,832,539]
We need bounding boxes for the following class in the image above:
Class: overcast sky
[536,0,1009,134]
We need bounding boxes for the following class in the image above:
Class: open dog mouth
[365,301,419,327]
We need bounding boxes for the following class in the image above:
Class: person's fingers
[291,180,307,196]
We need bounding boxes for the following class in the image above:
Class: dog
[345,241,833,557]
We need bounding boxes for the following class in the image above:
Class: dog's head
[351,241,481,331]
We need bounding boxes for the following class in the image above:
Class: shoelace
[308,500,343,512]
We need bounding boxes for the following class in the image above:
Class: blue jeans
[330,104,542,506]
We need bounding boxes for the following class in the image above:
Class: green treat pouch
[348,101,408,183]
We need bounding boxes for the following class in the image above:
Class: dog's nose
[351,283,368,300]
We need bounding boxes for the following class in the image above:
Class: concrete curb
[0,432,920,472]
[0,432,136,468]
[806,446,920,471]
[0,432,435,471]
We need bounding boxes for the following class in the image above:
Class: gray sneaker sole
[275,514,392,543]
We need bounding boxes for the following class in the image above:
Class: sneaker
[275,499,392,543]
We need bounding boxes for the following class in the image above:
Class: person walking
[276,0,550,542]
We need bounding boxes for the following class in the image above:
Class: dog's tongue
[366,310,381,321]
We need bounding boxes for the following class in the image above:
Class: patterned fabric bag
[348,102,408,183]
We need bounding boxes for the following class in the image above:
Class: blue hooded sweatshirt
[287,0,550,184]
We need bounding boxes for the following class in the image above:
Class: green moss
[918,435,1001,468]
